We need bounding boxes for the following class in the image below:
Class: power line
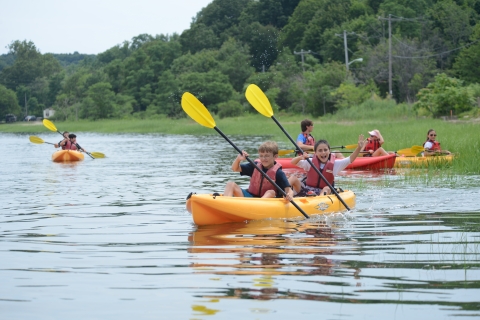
[392,39,480,59]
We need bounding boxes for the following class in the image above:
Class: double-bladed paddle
[279,145,358,156]
[41,120,104,159]
[29,135,105,158]
[396,145,424,157]
[181,92,310,219]
[245,84,351,211]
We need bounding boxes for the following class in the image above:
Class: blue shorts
[241,189,255,197]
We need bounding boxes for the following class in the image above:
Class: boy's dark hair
[68,134,76,139]
[301,119,313,132]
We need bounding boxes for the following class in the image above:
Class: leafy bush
[415,73,475,117]
[217,100,244,118]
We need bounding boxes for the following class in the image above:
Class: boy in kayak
[363,129,389,157]
[289,135,366,197]
[223,141,294,201]
[68,134,88,153]
[297,119,344,159]
[423,129,451,156]
[54,131,70,149]
[297,119,315,152]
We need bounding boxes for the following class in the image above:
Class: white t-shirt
[424,141,433,149]
[296,156,352,176]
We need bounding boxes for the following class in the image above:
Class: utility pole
[24,93,28,118]
[334,30,356,72]
[378,14,404,98]
[294,49,311,72]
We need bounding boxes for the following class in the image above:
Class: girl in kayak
[423,129,451,156]
[223,141,294,201]
[54,131,70,149]
[288,135,366,197]
[363,129,389,157]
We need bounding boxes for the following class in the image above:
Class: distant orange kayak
[52,150,85,162]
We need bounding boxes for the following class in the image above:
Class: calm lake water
[1,132,479,319]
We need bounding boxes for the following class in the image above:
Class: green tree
[81,82,115,120]
[180,23,220,54]
[278,0,324,51]
[0,40,61,89]
[217,38,255,92]
[415,73,475,117]
[452,24,480,84]
[0,84,21,117]
[178,71,235,113]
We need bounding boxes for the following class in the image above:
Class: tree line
[1,0,480,121]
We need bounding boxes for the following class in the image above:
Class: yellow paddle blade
[344,144,358,149]
[181,92,216,129]
[278,149,295,156]
[43,119,58,132]
[90,152,105,158]
[397,145,425,156]
[245,84,274,117]
[411,145,425,154]
[29,136,45,144]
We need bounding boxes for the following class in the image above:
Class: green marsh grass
[2,114,479,174]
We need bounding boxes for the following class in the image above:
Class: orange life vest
[247,162,282,197]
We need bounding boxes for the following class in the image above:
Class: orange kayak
[186,190,355,226]
[52,150,85,162]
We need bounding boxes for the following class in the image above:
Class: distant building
[43,108,55,119]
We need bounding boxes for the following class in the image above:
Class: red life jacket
[247,162,282,197]
[363,138,380,157]
[69,142,78,150]
[305,156,334,189]
[365,138,380,152]
[424,140,441,151]
[62,140,73,150]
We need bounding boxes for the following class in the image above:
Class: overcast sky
[1,0,213,55]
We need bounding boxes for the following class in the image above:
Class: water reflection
[189,218,356,279]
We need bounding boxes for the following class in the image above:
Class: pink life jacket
[297,133,315,155]
[305,156,334,189]
[247,162,282,197]
[424,140,441,151]
[304,133,315,146]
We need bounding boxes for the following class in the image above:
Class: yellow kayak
[186,190,355,226]
[52,150,85,162]
[394,154,454,168]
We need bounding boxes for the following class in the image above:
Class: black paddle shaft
[271,116,351,211]
[213,127,310,219]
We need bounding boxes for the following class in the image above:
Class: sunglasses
[429,134,437,136]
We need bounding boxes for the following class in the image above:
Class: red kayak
[277,154,396,171]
